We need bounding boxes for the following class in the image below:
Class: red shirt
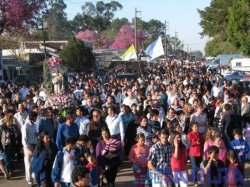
[171,146,187,172]
[187,131,203,157]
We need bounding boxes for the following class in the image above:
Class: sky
[64,0,211,54]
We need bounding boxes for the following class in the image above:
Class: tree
[198,0,233,38]
[109,25,145,49]
[0,0,46,35]
[205,37,238,56]
[75,29,98,43]
[228,0,250,55]
[46,0,71,40]
[74,1,123,33]
[60,37,95,72]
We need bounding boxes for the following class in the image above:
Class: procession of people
[0,59,250,187]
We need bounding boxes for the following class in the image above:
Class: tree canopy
[198,0,250,56]
[0,0,46,35]
[60,37,96,72]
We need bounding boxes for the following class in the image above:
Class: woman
[213,135,227,164]
[190,104,207,134]
[32,131,57,187]
[0,113,21,177]
[96,128,122,187]
[129,133,149,187]
[136,116,153,148]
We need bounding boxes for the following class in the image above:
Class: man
[14,103,29,131]
[148,129,172,187]
[56,112,79,149]
[122,87,138,108]
[36,108,54,140]
[71,166,90,187]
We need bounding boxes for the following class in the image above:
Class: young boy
[203,146,225,187]
[229,128,250,175]
[148,109,161,134]
[86,154,99,187]
[51,137,78,187]
[75,135,91,165]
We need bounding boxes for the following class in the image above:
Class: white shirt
[14,111,29,129]
[60,149,75,183]
[78,117,90,135]
[122,97,138,108]
[105,114,125,141]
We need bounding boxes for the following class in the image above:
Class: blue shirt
[229,138,250,163]
[56,123,79,149]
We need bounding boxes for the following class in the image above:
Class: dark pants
[40,179,53,187]
[60,182,71,187]
[104,165,118,184]
[4,145,16,172]
[190,156,202,182]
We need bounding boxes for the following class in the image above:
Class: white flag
[145,36,164,61]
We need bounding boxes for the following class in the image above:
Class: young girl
[213,136,227,164]
[129,133,149,187]
[204,127,217,159]
[170,131,188,187]
[226,150,244,187]
[187,122,204,186]
[174,123,189,150]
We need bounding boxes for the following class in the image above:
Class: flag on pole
[121,44,137,61]
[144,36,164,61]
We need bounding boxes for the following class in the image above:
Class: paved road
[1,161,250,187]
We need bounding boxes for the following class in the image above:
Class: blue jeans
[190,156,202,182]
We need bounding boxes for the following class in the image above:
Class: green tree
[205,37,238,56]
[47,0,71,40]
[74,1,123,33]
[60,38,95,72]
[198,0,233,38]
[228,0,250,55]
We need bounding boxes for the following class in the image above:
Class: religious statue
[52,71,63,94]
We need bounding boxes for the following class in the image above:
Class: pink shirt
[129,144,149,168]
[204,139,214,159]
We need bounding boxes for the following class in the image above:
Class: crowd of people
[0,59,250,187]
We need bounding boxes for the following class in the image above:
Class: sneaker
[28,181,33,186]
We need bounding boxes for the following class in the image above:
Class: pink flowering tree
[75,29,98,44]
[0,0,46,34]
[109,25,146,49]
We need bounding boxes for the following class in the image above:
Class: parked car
[114,73,138,81]
[13,74,42,85]
[223,71,246,81]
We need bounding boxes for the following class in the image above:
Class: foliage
[109,25,145,49]
[0,0,46,35]
[43,59,53,94]
[70,1,123,33]
[75,29,98,43]
[205,37,238,56]
[46,0,71,40]
[228,0,250,56]
[60,37,95,72]
[198,0,233,38]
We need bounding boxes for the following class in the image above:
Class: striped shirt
[22,120,38,147]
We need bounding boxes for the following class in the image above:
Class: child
[101,137,121,156]
[170,131,188,187]
[203,146,225,187]
[129,133,149,187]
[75,135,91,166]
[51,137,78,187]
[86,154,99,187]
[187,122,204,186]
[229,128,250,175]
[174,123,189,150]
[226,150,244,187]
[147,109,161,134]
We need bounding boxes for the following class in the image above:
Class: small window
[236,62,241,66]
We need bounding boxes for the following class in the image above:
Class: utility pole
[164,20,169,60]
[135,7,141,54]
[174,31,178,57]
[186,44,189,59]
[134,7,142,74]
